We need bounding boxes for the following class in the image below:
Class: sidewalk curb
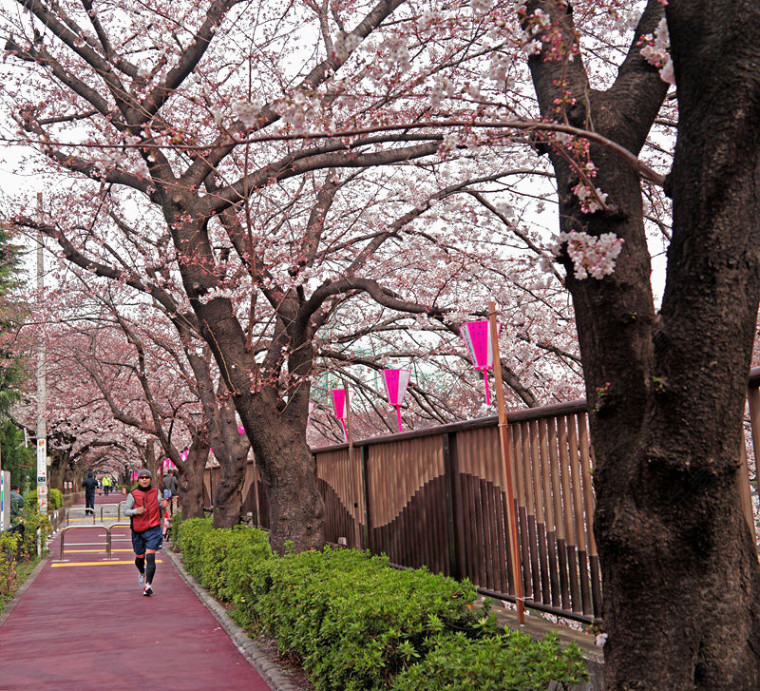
[163,546,309,691]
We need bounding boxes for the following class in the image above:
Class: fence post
[442,432,460,579]
[361,446,371,551]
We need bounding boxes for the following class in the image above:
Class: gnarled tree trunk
[525,0,760,687]
[210,430,249,529]
[177,441,208,520]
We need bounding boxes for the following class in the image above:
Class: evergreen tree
[1,419,33,489]
[0,225,27,409]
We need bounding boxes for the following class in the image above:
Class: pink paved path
[0,493,271,690]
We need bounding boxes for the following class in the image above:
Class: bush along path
[174,518,589,691]
[0,508,52,618]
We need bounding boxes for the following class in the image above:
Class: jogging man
[124,469,168,596]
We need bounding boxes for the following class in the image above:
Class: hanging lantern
[382,369,411,432]
[162,457,177,472]
[331,388,355,442]
[459,320,501,405]
[307,401,316,428]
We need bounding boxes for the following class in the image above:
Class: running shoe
[138,573,145,587]
[143,584,153,597]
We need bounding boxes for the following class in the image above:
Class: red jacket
[130,487,162,532]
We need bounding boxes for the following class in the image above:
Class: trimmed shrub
[176,518,272,613]
[393,629,588,690]
[49,488,63,510]
[177,522,589,691]
[0,508,51,602]
[23,488,69,511]
[256,548,481,690]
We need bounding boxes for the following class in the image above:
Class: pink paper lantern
[162,458,177,471]
[238,424,245,434]
[459,320,501,405]
[331,389,355,442]
[382,369,411,432]
[307,400,316,428]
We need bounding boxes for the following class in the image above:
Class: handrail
[57,524,112,560]
[310,398,588,453]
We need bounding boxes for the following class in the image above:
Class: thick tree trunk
[595,3,760,687]
[211,441,248,529]
[524,1,760,687]
[186,290,326,553]
[178,445,207,520]
[243,414,325,555]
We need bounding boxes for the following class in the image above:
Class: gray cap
[137,469,152,478]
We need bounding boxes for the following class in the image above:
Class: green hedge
[176,519,588,690]
[393,630,588,691]
[49,488,63,510]
[22,488,63,511]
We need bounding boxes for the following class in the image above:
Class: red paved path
[0,493,271,690]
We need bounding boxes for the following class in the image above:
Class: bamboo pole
[488,301,524,624]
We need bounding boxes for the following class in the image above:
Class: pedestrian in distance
[171,469,180,514]
[9,484,23,524]
[124,468,168,596]
[161,469,179,516]
[81,471,98,515]
[102,475,112,496]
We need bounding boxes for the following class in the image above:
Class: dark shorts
[131,525,163,554]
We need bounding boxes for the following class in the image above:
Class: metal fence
[205,367,760,625]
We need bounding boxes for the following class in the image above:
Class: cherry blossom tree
[6,0,759,684]
[0,0,579,552]
[40,267,256,525]
[515,0,760,687]
[0,0,490,553]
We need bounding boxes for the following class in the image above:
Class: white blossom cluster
[573,182,608,214]
[273,91,321,130]
[430,75,456,107]
[381,35,411,72]
[197,285,239,304]
[470,0,493,14]
[333,32,362,61]
[559,230,624,280]
[640,18,675,85]
[231,99,263,128]
[519,6,551,56]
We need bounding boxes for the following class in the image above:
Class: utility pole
[36,192,48,516]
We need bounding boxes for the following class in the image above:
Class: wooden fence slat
[539,418,561,607]
[557,416,582,612]
[567,415,592,614]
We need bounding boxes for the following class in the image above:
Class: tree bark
[525,0,760,687]
[184,290,325,553]
[210,429,249,529]
[246,417,325,555]
[178,442,207,520]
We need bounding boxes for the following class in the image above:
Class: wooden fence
[204,368,760,625]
